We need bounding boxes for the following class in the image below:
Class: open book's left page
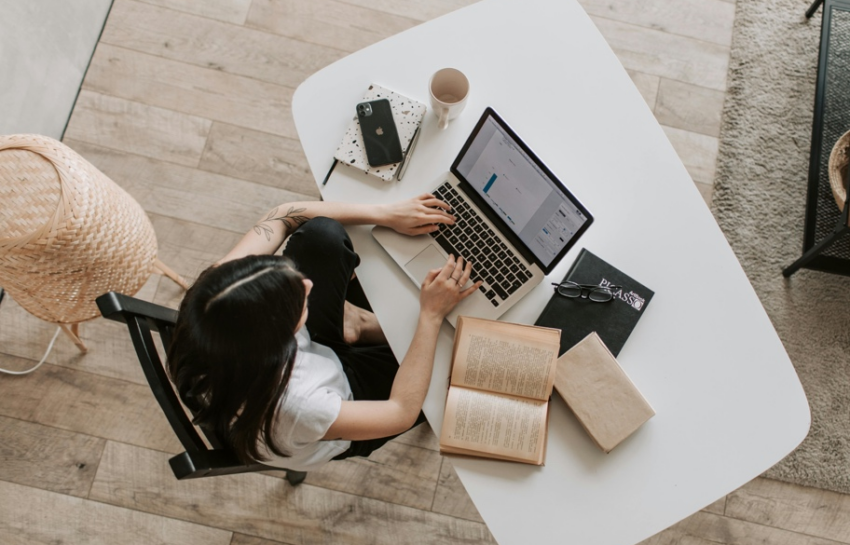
[451,316,560,401]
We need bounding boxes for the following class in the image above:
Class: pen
[397,126,421,181]
[321,159,338,186]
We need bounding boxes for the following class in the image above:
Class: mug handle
[437,107,450,130]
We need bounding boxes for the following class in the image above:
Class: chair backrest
[96,291,275,479]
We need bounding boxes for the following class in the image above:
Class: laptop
[372,107,593,326]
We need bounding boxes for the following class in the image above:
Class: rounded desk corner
[795,393,814,445]
[777,376,814,460]
[291,76,316,127]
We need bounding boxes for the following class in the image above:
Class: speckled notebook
[334,84,427,182]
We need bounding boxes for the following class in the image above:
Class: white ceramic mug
[429,68,470,130]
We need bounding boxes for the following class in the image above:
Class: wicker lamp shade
[0,134,186,352]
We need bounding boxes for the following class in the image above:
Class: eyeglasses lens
[588,288,614,302]
[556,284,583,297]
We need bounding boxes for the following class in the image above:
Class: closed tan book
[553,332,654,453]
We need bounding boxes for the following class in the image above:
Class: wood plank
[579,0,735,47]
[393,421,441,451]
[0,277,158,385]
[662,125,719,185]
[298,441,442,510]
[590,15,729,91]
[231,534,296,545]
[725,477,850,544]
[90,441,497,545]
[63,138,316,235]
[0,363,181,454]
[0,416,105,498]
[639,510,850,545]
[146,214,245,308]
[432,458,485,523]
[100,0,344,89]
[141,213,253,310]
[246,0,418,53]
[0,480,232,545]
[333,0,476,22]
[199,122,320,198]
[654,78,725,137]
[83,43,298,139]
[137,0,252,25]
[64,90,211,167]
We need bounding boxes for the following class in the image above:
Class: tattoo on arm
[252,206,309,241]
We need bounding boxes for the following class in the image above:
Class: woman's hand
[325,255,480,442]
[419,255,481,322]
[380,194,455,236]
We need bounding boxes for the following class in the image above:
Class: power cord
[0,326,62,376]
[0,288,63,375]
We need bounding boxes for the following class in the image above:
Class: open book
[439,316,561,465]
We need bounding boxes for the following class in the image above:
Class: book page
[439,386,548,464]
[451,317,560,401]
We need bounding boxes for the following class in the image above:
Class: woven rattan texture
[0,134,157,324]
[0,150,61,239]
[828,129,849,215]
[814,9,850,256]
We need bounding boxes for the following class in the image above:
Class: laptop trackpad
[406,244,446,284]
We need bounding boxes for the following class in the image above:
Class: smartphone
[356,99,403,167]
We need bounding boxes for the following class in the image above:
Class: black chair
[96,291,307,485]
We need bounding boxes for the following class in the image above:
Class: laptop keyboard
[429,181,533,307]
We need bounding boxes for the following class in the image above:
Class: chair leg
[783,226,850,277]
[285,470,307,486]
[59,323,88,353]
[153,258,190,290]
[806,0,824,18]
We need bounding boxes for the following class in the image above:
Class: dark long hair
[166,255,306,464]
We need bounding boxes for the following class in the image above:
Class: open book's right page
[439,317,560,464]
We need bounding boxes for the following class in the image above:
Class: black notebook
[535,249,654,357]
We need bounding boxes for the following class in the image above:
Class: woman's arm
[323,255,481,441]
[218,194,455,265]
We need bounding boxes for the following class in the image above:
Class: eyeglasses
[551,281,622,303]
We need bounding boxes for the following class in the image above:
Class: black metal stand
[808,0,825,18]
[784,0,850,277]
[784,200,850,276]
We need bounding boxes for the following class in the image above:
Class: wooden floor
[2,0,849,543]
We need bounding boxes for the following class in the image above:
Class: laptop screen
[452,108,592,272]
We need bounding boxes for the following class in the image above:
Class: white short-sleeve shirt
[259,326,353,471]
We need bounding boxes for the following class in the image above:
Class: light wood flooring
[2,0,848,543]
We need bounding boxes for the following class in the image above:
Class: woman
[167,194,481,471]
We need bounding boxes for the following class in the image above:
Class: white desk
[292,1,811,543]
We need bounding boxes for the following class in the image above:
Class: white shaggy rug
[712,0,850,493]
